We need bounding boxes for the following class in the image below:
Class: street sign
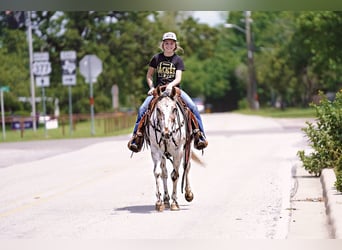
[60,51,76,60]
[33,52,49,61]
[62,75,76,85]
[61,60,76,85]
[79,55,102,83]
[32,61,52,76]
[0,86,10,92]
[79,54,102,136]
[61,50,77,86]
[36,76,50,87]
[62,60,76,75]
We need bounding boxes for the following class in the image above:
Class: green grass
[234,107,316,118]
[1,108,315,143]
[1,117,134,143]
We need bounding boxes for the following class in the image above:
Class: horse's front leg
[170,154,182,211]
[152,152,165,212]
[161,156,170,209]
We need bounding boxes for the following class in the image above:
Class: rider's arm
[146,66,155,89]
[146,67,155,95]
[167,70,182,90]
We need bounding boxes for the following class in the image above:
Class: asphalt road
[0,113,320,239]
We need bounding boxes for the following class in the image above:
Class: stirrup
[193,129,208,150]
[127,132,144,153]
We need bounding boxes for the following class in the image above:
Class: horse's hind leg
[184,162,194,202]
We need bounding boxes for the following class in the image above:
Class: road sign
[33,52,49,61]
[79,55,102,83]
[62,60,76,75]
[60,51,76,60]
[36,76,50,87]
[62,75,76,85]
[79,54,102,136]
[61,50,77,86]
[0,86,10,92]
[32,61,52,76]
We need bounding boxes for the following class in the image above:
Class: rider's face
[163,39,176,53]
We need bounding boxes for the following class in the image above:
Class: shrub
[297,90,342,191]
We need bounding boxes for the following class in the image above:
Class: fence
[2,112,136,139]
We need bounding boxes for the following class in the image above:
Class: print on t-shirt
[157,61,176,83]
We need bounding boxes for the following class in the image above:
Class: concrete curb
[321,168,342,238]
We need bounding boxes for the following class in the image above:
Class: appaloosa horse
[145,86,194,212]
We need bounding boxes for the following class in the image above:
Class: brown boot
[127,132,144,153]
[193,129,208,150]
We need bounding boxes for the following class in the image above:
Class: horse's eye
[156,108,163,118]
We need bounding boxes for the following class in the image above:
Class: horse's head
[154,87,179,139]
[155,85,177,99]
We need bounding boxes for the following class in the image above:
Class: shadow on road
[114,204,190,214]
[114,205,156,214]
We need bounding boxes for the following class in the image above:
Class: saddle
[140,86,198,148]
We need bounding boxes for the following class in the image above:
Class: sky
[192,11,227,27]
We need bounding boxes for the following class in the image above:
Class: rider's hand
[166,84,173,93]
[148,87,155,95]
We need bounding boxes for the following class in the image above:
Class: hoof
[170,202,180,211]
[155,201,165,212]
[185,191,194,202]
[164,201,170,209]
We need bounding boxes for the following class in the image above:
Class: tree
[1,11,341,115]
[289,11,342,94]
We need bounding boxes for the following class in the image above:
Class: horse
[144,86,194,212]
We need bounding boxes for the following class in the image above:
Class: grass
[1,107,315,143]
[234,107,316,118]
[1,116,135,143]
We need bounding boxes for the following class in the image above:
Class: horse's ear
[156,86,162,96]
[170,86,176,98]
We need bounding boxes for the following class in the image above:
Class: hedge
[297,90,342,192]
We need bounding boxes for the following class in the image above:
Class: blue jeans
[132,90,205,136]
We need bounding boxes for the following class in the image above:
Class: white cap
[162,32,177,41]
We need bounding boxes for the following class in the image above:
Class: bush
[297,90,342,191]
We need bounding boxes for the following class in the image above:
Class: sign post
[33,52,51,137]
[0,86,9,140]
[111,84,119,111]
[61,50,77,135]
[79,55,102,136]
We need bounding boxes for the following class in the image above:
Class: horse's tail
[181,162,187,194]
[191,150,206,167]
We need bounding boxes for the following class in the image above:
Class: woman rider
[127,32,208,152]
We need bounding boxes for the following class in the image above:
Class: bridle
[150,96,185,149]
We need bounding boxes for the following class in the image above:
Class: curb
[320,168,342,238]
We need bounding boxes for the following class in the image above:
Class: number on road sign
[32,61,52,76]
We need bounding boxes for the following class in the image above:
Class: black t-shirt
[148,52,185,86]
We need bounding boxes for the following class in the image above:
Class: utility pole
[245,11,258,110]
[26,11,37,131]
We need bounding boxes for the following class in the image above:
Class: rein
[150,99,185,149]
[145,86,193,194]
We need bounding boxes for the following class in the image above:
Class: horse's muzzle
[162,132,171,139]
